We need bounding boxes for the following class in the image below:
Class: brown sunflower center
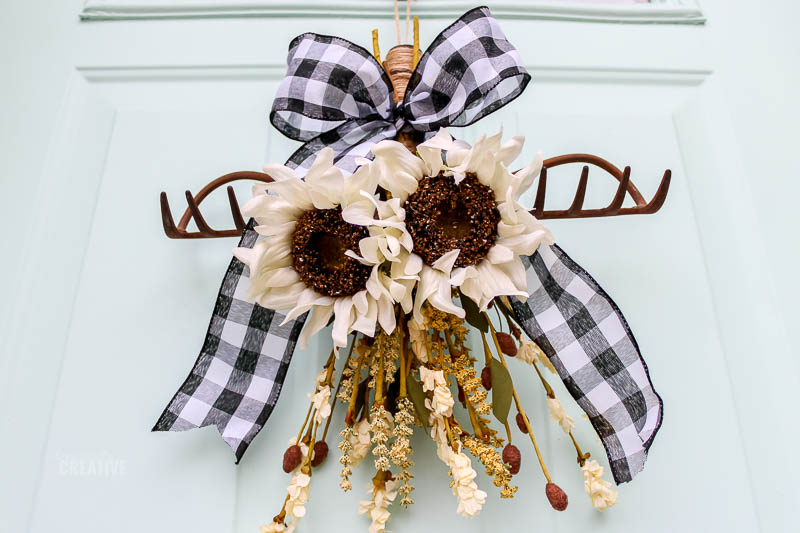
[404,172,500,268]
[292,207,371,297]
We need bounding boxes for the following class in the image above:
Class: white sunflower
[365,128,554,323]
[234,147,396,349]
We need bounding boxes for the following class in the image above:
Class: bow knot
[270,7,530,176]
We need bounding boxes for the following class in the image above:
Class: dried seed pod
[283,444,303,473]
[457,385,466,405]
[502,444,521,475]
[545,482,568,511]
[496,332,517,356]
[515,412,528,434]
[481,365,492,390]
[311,441,329,467]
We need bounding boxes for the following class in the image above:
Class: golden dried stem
[485,315,552,483]
[323,338,356,441]
[465,395,484,439]
[444,415,457,450]
[375,346,385,404]
[274,494,290,523]
[413,16,420,67]
[481,331,494,366]
[347,349,367,425]
[531,360,555,399]
[504,420,513,444]
[399,326,408,398]
[296,402,313,443]
[372,29,381,63]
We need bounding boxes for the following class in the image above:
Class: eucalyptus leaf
[489,358,513,425]
[406,376,430,428]
[460,293,488,332]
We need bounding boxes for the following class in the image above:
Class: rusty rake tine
[160,192,183,239]
[533,167,547,218]
[185,190,219,237]
[227,186,247,232]
[641,169,671,214]
[567,166,589,215]
[607,166,631,212]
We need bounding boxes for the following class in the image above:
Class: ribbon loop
[270,7,530,176]
[404,7,530,130]
[270,33,394,143]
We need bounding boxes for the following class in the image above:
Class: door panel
[6,2,792,532]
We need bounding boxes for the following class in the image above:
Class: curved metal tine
[227,186,247,232]
[160,192,184,239]
[566,165,589,215]
[185,190,224,237]
[606,166,631,212]
[639,169,671,214]
[533,167,547,218]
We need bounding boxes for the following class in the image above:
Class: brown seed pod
[502,444,521,475]
[515,412,528,434]
[545,482,569,511]
[283,444,303,473]
[496,332,518,356]
[481,365,492,390]
[311,441,329,467]
[457,385,466,406]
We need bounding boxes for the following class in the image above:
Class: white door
[2,1,799,532]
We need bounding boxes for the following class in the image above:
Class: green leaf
[406,376,430,428]
[460,293,488,332]
[490,358,513,425]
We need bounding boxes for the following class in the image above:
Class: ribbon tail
[153,220,307,462]
[510,243,663,484]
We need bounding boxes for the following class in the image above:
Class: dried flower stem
[485,315,552,483]
[323,338,356,441]
[399,317,408,398]
[346,348,368,425]
[531,359,590,466]
[375,348,386,404]
[296,403,314,443]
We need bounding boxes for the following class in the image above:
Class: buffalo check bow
[271,6,530,176]
[155,6,662,482]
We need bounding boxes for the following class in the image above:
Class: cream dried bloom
[308,385,332,423]
[582,459,618,511]
[350,417,372,465]
[259,520,286,533]
[432,384,455,417]
[358,478,400,533]
[546,396,575,434]
[518,340,558,374]
[419,366,453,417]
[284,470,311,528]
[427,409,486,518]
[419,366,446,391]
[450,449,488,518]
[407,317,428,362]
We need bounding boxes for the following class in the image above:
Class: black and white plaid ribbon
[271,6,530,176]
[510,244,663,483]
[153,222,306,461]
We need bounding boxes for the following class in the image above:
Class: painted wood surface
[2,2,799,532]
